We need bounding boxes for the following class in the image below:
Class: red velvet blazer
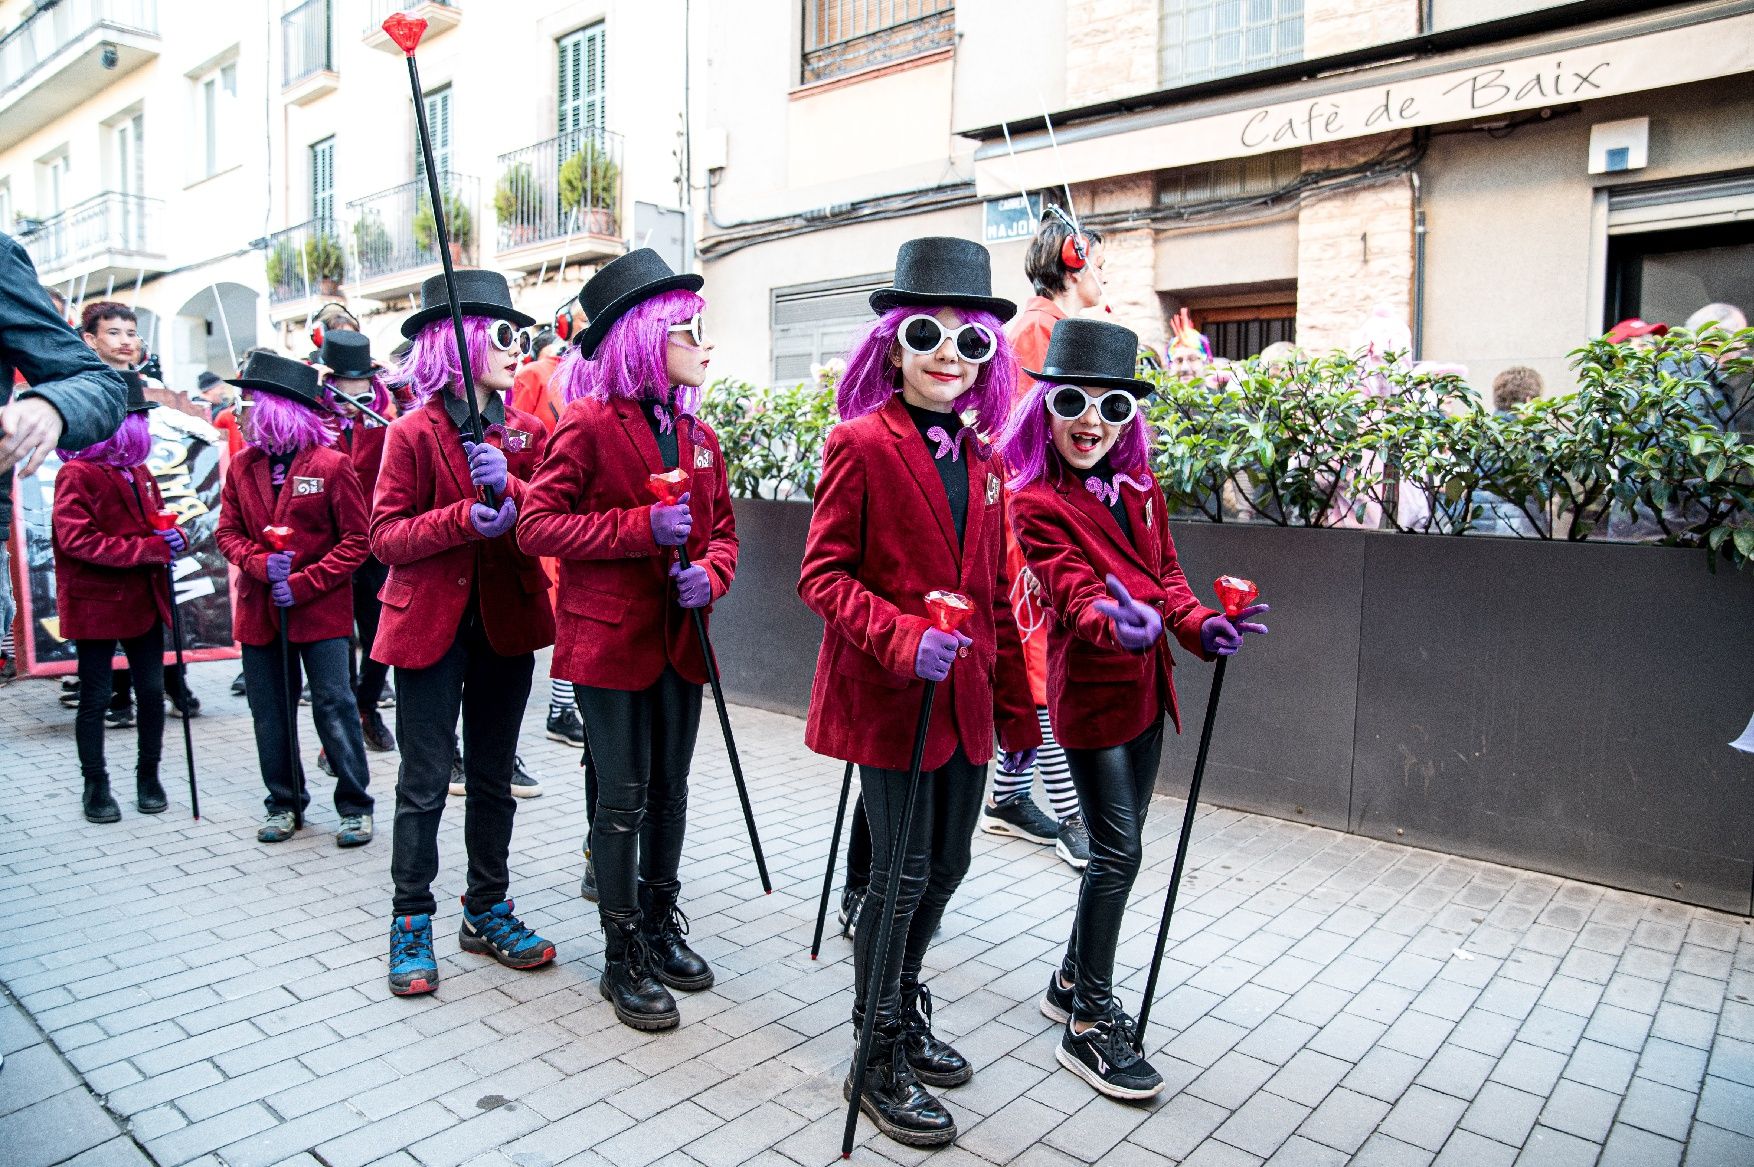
[335,422,387,508]
[51,460,173,642]
[517,396,738,690]
[1010,462,1218,751]
[214,445,370,646]
[368,398,555,670]
[799,396,1039,772]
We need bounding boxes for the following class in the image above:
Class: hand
[1093,574,1163,653]
[470,498,518,538]
[914,627,972,683]
[650,491,692,547]
[462,440,508,494]
[156,527,188,555]
[1201,603,1270,657]
[271,580,295,608]
[266,550,294,582]
[1000,748,1038,774]
[670,561,712,609]
[0,397,65,477]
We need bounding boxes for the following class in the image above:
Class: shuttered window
[558,24,606,138]
[771,273,890,385]
[310,136,334,225]
[419,86,452,179]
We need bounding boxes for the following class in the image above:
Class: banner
[10,410,237,676]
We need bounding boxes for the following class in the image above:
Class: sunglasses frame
[667,313,706,348]
[896,314,998,365]
[1045,384,1139,426]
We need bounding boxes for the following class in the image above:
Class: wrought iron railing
[19,192,161,274]
[282,0,333,88]
[345,172,479,284]
[802,0,953,84]
[362,0,455,34]
[493,129,622,253]
[264,219,347,306]
[0,0,159,95]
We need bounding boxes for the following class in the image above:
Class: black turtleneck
[641,397,679,470]
[1074,455,1134,546]
[902,397,968,544]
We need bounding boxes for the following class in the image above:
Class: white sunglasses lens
[901,316,943,354]
[1098,392,1137,425]
[1049,387,1088,420]
[955,324,996,363]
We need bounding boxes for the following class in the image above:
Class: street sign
[983,193,1043,245]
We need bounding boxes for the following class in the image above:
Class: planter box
[715,500,1754,913]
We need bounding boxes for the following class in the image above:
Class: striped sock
[1036,707,1079,822]
[548,677,573,715]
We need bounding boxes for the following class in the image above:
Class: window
[1193,303,1296,360]
[1160,0,1303,88]
[1157,148,1301,211]
[558,23,606,138]
[1604,174,1754,330]
[112,113,145,196]
[419,86,452,179]
[771,273,890,384]
[802,0,955,85]
[39,149,70,214]
[195,59,239,180]
[310,137,334,224]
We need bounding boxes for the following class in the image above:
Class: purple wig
[322,372,391,420]
[836,306,1016,437]
[555,289,708,415]
[245,392,335,454]
[997,379,1153,492]
[395,317,495,406]
[66,412,151,469]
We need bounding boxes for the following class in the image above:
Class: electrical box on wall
[1589,117,1649,175]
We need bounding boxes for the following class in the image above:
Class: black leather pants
[1059,719,1165,1022]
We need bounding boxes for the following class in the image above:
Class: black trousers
[852,749,985,1028]
[574,668,702,916]
[241,637,373,818]
[75,626,165,783]
[108,662,189,709]
[389,610,533,916]
[1059,719,1166,1022]
[847,793,872,894]
[352,555,390,711]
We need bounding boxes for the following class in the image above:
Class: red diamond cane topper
[924,589,974,635]
[149,507,180,532]
[646,468,690,507]
[381,13,428,54]
[263,525,294,552]
[1214,575,1260,619]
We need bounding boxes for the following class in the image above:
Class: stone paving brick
[1176,1140,1264,1167]
[1512,1125,1601,1166]
[1597,1122,1683,1167]
[1351,1132,1436,1166]
[1377,1085,1468,1152]
[1537,1078,1620,1143]
[1343,1045,1424,1103]
[1296,1086,1390,1154]
[1694,1074,1754,1137]
[1457,1081,1545,1147]
[0,1087,123,1167]
[1431,1129,1516,1167]
[1413,1043,1495,1100]
[1683,1120,1754,1166]
[1131,1092,1229,1161]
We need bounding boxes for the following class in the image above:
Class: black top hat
[1025,318,1155,396]
[318,331,380,380]
[868,237,1016,322]
[122,370,157,413]
[225,351,324,407]
[575,249,704,360]
[401,269,536,339]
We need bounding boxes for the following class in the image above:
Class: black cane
[811,761,855,959]
[165,565,200,819]
[841,681,937,1159]
[276,619,306,830]
[383,14,492,501]
[1135,656,1227,1043]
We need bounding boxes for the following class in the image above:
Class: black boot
[639,880,714,992]
[82,777,121,824]
[844,1024,957,1148]
[136,771,168,815]
[900,980,971,1087]
[600,911,679,1031]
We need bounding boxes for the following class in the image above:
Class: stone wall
[1304,0,1420,59]
[1294,135,1415,353]
[1064,0,1159,105]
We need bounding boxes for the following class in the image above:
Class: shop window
[1606,221,1754,333]
[1161,0,1303,88]
[802,0,954,85]
[771,273,890,384]
[1193,302,1295,361]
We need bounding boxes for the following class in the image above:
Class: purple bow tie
[654,404,674,435]
[119,468,134,484]
[926,425,966,462]
[1085,472,1149,507]
[270,463,287,487]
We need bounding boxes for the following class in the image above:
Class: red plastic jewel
[646,469,690,506]
[263,525,294,551]
[1214,575,1260,618]
[924,589,974,634]
[149,508,180,532]
[381,13,427,54]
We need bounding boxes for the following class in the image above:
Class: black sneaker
[580,852,598,903]
[231,673,246,697]
[448,748,465,797]
[510,756,542,798]
[298,684,312,707]
[60,679,81,707]
[839,885,866,939]
[360,708,396,752]
[104,705,135,730]
[166,690,201,719]
[1057,1013,1165,1101]
[317,750,335,777]
[545,706,586,746]
[1056,814,1092,870]
[981,793,1057,843]
[1040,970,1076,1024]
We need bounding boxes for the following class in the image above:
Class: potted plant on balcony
[494,162,541,247]
[559,139,620,237]
[303,231,346,296]
[265,236,301,294]
[352,213,391,272]
[413,192,473,264]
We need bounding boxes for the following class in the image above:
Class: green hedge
[696,328,1754,569]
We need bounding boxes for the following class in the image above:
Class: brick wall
[1294,135,1415,353]
[1065,0,1159,106]
[1304,0,1419,59]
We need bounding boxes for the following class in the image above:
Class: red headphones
[550,295,579,342]
[1047,205,1089,271]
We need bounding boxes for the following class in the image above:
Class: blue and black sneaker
[458,898,556,970]
[388,914,438,997]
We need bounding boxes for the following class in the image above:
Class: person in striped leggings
[985,703,1088,869]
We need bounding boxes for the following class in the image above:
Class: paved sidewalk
[1,654,1750,1167]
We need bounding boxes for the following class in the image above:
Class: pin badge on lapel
[694,445,714,469]
[1145,497,1153,528]
[502,428,532,453]
[293,476,325,496]
[985,475,1000,505]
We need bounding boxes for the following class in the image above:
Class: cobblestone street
[1,655,1750,1167]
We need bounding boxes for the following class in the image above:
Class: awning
[972,2,1754,197]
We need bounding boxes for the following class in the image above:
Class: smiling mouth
[1071,432,1101,452]
[926,371,960,383]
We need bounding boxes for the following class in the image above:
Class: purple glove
[156,527,188,555]
[914,627,972,683]
[266,550,294,582]
[271,580,295,608]
[462,440,508,494]
[650,492,693,547]
[1000,748,1038,774]
[470,498,518,538]
[1201,603,1270,657]
[670,561,713,609]
[1093,574,1163,653]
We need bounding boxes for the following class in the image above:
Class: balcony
[362,0,459,52]
[802,0,953,85]
[345,172,479,300]
[264,219,348,311]
[282,0,337,105]
[0,0,160,151]
[18,192,166,287]
[492,130,624,273]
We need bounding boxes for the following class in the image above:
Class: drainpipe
[1410,165,1427,362]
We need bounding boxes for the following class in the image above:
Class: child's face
[893,306,983,410]
[477,334,520,393]
[664,313,715,389]
[330,376,372,418]
[1049,394,1125,471]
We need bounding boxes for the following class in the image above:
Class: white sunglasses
[667,314,707,348]
[487,319,522,352]
[1045,384,1139,426]
[897,314,998,364]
